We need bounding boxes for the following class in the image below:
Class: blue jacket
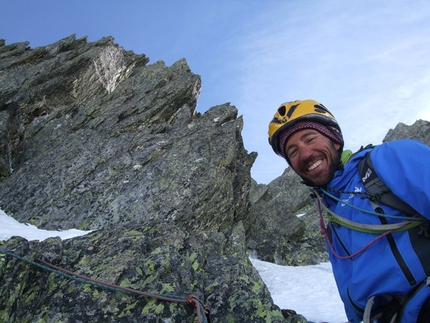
[321,139,430,322]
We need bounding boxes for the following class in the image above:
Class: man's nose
[299,145,314,162]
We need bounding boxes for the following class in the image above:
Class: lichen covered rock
[0,35,288,322]
[0,220,285,322]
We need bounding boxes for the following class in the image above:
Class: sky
[1,1,430,184]
[0,209,347,322]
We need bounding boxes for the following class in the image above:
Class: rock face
[383,119,430,143]
[245,169,327,266]
[0,35,287,322]
[2,222,278,323]
[0,35,253,234]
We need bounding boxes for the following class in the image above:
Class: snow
[250,256,347,322]
[0,209,91,241]
[0,209,347,322]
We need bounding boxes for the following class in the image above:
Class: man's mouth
[307,160,322,172]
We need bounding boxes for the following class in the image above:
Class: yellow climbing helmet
[268,99,342,156]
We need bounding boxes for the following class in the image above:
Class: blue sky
[2,1,430,184]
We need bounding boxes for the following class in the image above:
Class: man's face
[284,129,341,187]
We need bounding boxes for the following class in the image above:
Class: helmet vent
[314,104,330,114]
[277,105,286,116]
[286,104,299,118]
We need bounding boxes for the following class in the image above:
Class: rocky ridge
[0,34,286,323]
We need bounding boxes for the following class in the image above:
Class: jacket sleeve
[371,139,430,219]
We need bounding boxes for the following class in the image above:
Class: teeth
[308,160,322,171]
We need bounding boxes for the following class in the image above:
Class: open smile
[307,159,322,172]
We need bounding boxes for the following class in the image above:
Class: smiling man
[268,100,430,323]
[284,129,339,187]
[269,100,344,186]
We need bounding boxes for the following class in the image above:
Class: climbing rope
[316,196,393,260]
[0,250,211,323]
[321,187,423,221]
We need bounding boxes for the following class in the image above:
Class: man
[268,99,430,323]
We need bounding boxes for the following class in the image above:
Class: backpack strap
[363,294,405,323]
[358,150,419,217]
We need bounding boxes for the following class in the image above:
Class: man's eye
[288,150,297,159]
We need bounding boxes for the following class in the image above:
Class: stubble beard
[300,151,340,187]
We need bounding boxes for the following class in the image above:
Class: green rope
[314,191,424,234]
[0,250,210,323]
[326,213,423,234]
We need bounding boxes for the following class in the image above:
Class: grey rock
[0,110,11,178]
[0,35,254,234]
[0,35,287,322]
[1,221,284,323]
[383,119,430,144]
[246,167,327,266]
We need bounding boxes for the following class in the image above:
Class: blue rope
[320,188,424,221]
